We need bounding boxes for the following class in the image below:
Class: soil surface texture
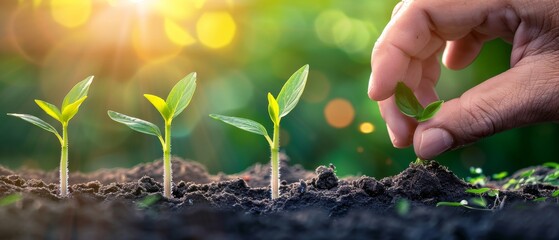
[1,157,558,240]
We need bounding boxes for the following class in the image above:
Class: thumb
[413,62,559,159]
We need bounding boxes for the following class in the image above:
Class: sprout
[210,65,309,199]
[7,76,93,197]
[394,82,443,122]
[108,73,196,198]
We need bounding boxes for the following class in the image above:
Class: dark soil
[1,156,559,240]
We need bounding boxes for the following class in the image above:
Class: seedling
[7,76,93,197]
[210,65,309,199]
[108,73,196,198]
[437,187,503,211]
[394,82,443,122]
[0,193,23,207]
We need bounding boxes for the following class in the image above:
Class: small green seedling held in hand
[108,73,196,199]
[210,65,309,200]
[395,82,443,122]
[7,76,93,197]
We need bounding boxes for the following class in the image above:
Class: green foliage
[465,187,491,195]
[395,82,443,122]
[0,193,22,207]
[395,198,410,216]
[6,76,93,197]
[552,190,559,197]
[137,194,161,209]
[209,114,269,138]
[108,73,197,199]
[492,171,508,180]
[210,65,309,199]
[108,111,162,138]
[7,76,93,140]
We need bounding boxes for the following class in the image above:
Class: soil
[1,156,559,240]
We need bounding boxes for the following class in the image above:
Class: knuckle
[457,94,504,141]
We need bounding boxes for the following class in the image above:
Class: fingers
[413,61,559,159]
[369,0,514,101]
[443,32,491,70]
[378,53,441,148]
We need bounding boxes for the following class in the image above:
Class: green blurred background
[1,0,558,179]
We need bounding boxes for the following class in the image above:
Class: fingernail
[367,72,374,92]
[387,125,397,146]
[418,128,453,159]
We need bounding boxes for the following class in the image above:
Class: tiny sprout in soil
[108,73,196,198]
[395,82,443,122]
[7,76,93,197]
[210,65,309,199]
[437,187,503,211]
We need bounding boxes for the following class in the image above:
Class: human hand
[368,0,559,159]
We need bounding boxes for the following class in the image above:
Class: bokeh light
[324,98,355,128]
[196,12,236,49]
[359,122,375,134]
[50,0,91,28]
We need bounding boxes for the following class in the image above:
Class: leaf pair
[7,76,94,141]
[395,82,443,122]
[108,73,197,139]
[210,65,309,141]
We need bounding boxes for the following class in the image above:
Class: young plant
[7,76,93,197]
[395,82,443,122]
[437,187,503,211]
[108,73,196,198]
[210,65,309,199]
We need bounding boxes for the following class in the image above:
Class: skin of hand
[368,0,559,159]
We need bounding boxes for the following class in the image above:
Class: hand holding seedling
[7,76,93,197]
[210,65,309,199]
[369,0,559,159]
[108,73,196,198]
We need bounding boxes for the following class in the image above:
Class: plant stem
[163,121,172,198]
[270,124,280,199]
[60,122,69,197]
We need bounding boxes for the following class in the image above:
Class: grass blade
[107,111,162,137]
[277,65,309,118]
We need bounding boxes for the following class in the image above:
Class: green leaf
[470,197,487,208]
[533,197,547,202]
[209,114,269,137]
[277,65,309,118]
[436,201,466,207]
[62,76,94,109]
[417,100,443,122]
[34,100,62,122]
[520,169,535,178]
[0,193,22,207]
[268,93,280,126]
[492,171,508,180]
[465,187,491,195]
[61,96,87,122]
[107,111,162,137]
[137,194,161,209]
[166,73,196,118]
[395,82,423,118]
[487,189,499,197]
[552,190,559,197]
[543,162,559,169]
[144,94,171,121]
[7,113,60,136]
